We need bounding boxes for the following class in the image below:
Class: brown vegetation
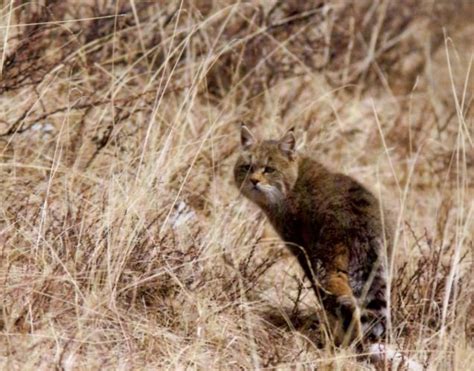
[0,1,472,369]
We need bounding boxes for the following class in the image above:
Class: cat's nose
[250,177,260,186]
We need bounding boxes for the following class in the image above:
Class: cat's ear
[240,123,256,149]
[279,127,296,158]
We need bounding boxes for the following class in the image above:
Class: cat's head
[234,124,299,208]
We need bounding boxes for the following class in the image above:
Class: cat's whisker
[257,184,283,205]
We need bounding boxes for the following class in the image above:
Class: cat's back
[291,155,393,248]
[294,155,377,209]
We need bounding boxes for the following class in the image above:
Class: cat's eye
[264,166,276,174]
[240,164,252,172]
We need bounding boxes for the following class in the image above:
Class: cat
[233,124,393,348]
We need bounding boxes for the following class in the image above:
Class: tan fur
[234,125,393,348]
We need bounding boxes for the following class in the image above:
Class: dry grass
[0,1,472,369]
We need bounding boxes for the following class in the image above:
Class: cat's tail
[368,343,423,371]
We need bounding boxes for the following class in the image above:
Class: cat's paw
[335,295,363,346]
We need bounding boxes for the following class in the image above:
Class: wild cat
[233,124,393,349]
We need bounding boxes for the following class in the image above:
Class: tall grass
[0,1,472,369]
